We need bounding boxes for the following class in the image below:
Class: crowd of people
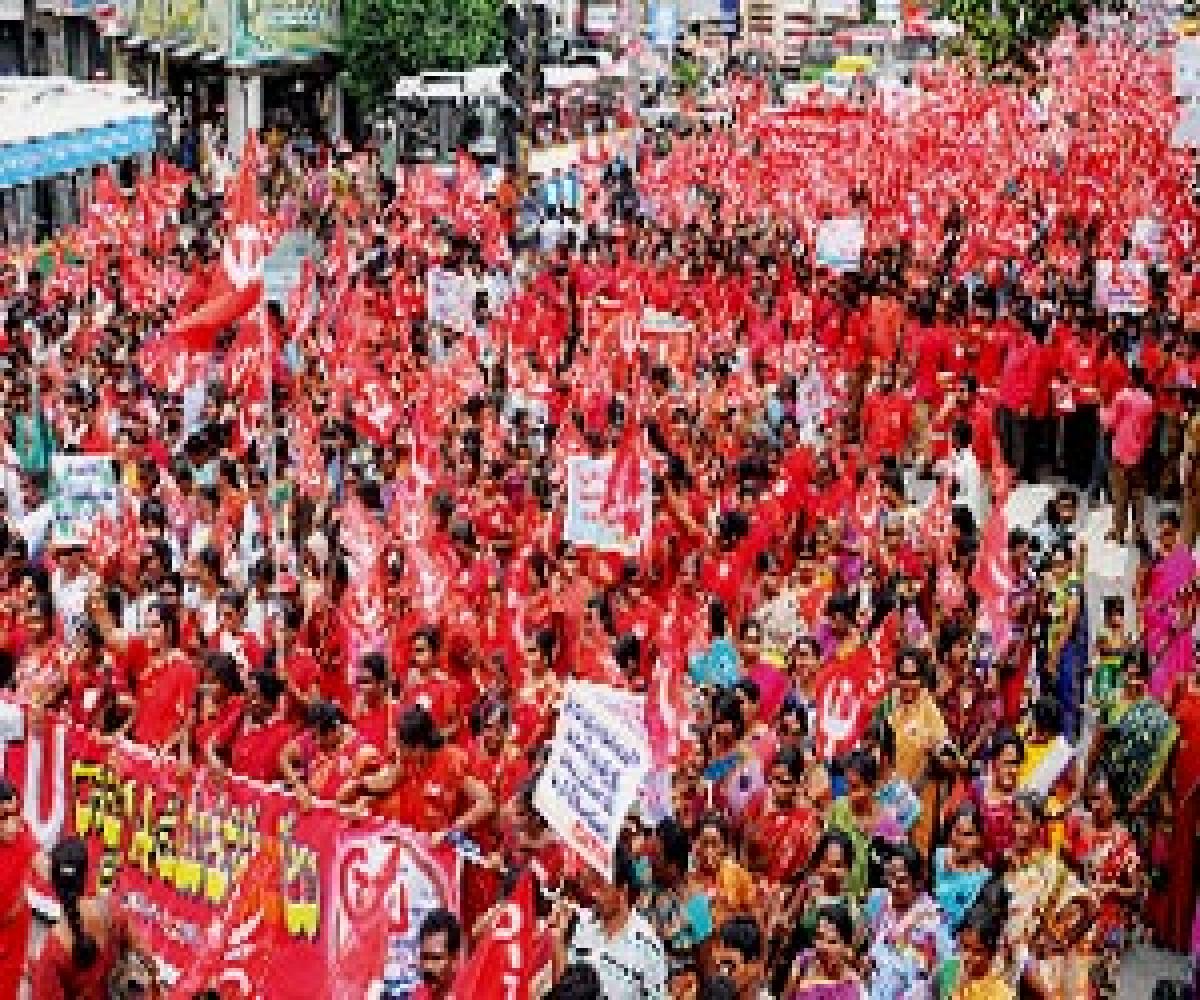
[1,22,1200,1000]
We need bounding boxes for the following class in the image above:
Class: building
[0,76,164,241]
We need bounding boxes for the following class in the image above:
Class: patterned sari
[863,889,950,1000]
[1096,695,1178,808]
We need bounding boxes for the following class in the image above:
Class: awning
[121,34,147,47]
[171,44,201,59]
[199,49,224,63]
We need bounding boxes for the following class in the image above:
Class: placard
[426,266,476,334]
[533,682,651,878]
[48,453,120,548]
[815,217,865,273]
[1094,258,1150,314]
[563,455,652,556]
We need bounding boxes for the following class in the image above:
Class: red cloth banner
[0,704,459,999]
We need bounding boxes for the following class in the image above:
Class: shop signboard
[0,0,22,19]
[231,0,339,62]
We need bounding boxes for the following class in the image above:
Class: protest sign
[1132,218,1165,264]
[48,453,119,548]
[533,682,651,878]
[426,267,476,334]
[1175,37,1200,98]
[1094,259,1150,314]
[815,218,866,273]
[0,703,458,997]
[564,455,652,556]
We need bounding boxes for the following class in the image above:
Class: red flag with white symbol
[812,644,889,760]
[450,871,536,1000]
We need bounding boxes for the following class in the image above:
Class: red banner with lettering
[0,703,459,999]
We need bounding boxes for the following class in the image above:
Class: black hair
[843,747,879,787]
[815,902,855,945]
[469,697,510,736]
[148,601,181,646]
[710,689,746,741]
[718,914,763,962]
[360,651,389,683]
[884,841,925,887]
[307,700,343,734]
[545,963,603,1000]
[418,907,462,955]
[1032,695,1062,736]
[51,836,98,968]
[612,841,639,898]
[655,816,691,874]
[772,746,805,784]
[991,729,1025,764]
[810,829,854,871]
[250,669,285,705]
[0,776,14,803]
[397,704,442,751]
[206,652,245,696]
[698,976,739,1000]
[942,800,985,842]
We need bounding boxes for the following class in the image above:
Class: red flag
[451,871,536,1000]
[812,644,889,760]
[971,488,1014,654]
[170,132,266,352]
[286,257,317,341]
[602,399,647,546]
[223,315,271,403]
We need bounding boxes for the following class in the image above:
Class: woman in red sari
[0,778,38,1000]
[1160,667,1200,951]
[29,837,157,999]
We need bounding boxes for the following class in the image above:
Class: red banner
[0,703,459,998]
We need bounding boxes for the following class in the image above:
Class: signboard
[49,454,120,548]
[0,119,157,190]
[1132,217,1165,265]
[264,229,317,304]
[816,217,866,273]
[533,682,651,878]
[426,266,476,334]
[232,0,339,62]
[0,0,25,16]
[563,455,652,556]
[1094,259,1150,314]
[1176,37,1200,97]
[0,704,459,997]
[719,0,738,34]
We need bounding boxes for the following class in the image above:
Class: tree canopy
[341,0,503,112]
[935,0,1095,67]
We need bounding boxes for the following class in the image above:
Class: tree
[340,0,503,113]
[935,0,1100,68]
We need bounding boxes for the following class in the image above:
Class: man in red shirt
[860,367,914,465]
[994,319,1040,480]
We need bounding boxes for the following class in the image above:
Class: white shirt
[52,567,96,644]
[945,445,988,530]
[567,907,668,1000]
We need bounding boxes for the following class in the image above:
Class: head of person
[470,697,511,755]
[882,842,924,911]
[1085,769,1117,825]
[546,963,603,1000]
[417,908,462,997]
[767,746,804,810]
[945,801,985,865]
[894,648,927,706]
[991,730,1024,793]
[710,916,764,999]
[1011,792,1046,853]
[811,829,854,896]
[396,704,442,763]
[653,817,692,888]
[0,777,20,845]
[1030,695,1062,743]
[579,841,638,922]
[247,669,285,722]
[1122,646,1150,697]
[358,651,390,702]
[811,903,855,976]
[1158,507,1182,554]
[307,700,344,753]
[843,748,879,808]
[692,813,730,877]
[51,836,98,969]
[956,897,1006,982]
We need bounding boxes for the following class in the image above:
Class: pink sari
[1145,545,1197,698]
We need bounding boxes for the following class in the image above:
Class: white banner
[1094,259,1150,315]
[533,681,651,879]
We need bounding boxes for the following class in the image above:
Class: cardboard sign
[48,454,120,548]
[533,682,651,878]
[1094,258,1150,314]
[563,455,653,556]
[426,267,475,334]
[816,218,866,273]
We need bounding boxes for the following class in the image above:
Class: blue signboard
[650,2,677,47]
[0,118,156,188]
[719,0,738,34]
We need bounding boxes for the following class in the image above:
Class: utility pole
[158,0,168,99]
[627,0,642,176]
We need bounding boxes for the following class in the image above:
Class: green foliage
[341,0,503,112]
[673,56,702,94]
[935,0,1093,68]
